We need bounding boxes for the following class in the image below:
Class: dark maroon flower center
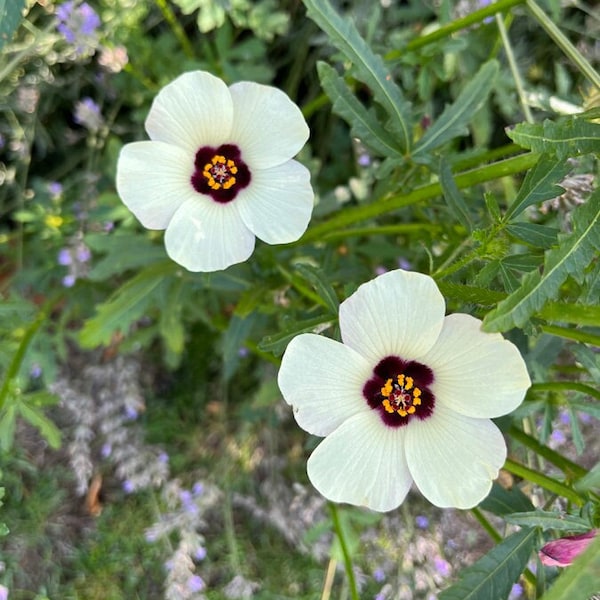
[191,144,251,203]
[363,356,435,428]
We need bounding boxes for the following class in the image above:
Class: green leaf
[303,0,412,153]
[479,482,535,516]
[503,154,571,221]
[574,462,600,493]
[79,262,173,347]
[413,60,498,159]
[294,263,340,315]
[258,315,334,356]
[539,534,600,600]
[439,528,538,600]
[0,404,17,451]
[507,117,600,158]
[483,188,600,332]
[158,278,185,359]
[316,62,403,157]
[506,222,559,249]
[18,402,61,449]
[439,157,473,231]
[86,233,167,281]
[504,510,591,532]
[0,0,25,51]
[222,315,256,381]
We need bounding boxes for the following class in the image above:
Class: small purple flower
[30,363,42,379]
[509,583,524,599]
[433,556,451,578]
[124,405,138,420]
[357,153,371,167]
[559,410,570,425]
[158,451,169,464]
[58,248,72,266]
[374,593,385,600]
[145,529,158,543]
[415,515,429,529]
[194,546,207,561]
[179,490,193,506]
[48,181,63,199]
[372,567,385,582]
[0,584,8,600]
[123,479,135,494]
[551,429,566,445]
[192,482,204,496]
[100,443,112,458]
[74,98,103,131]
[103,221,115,232]
[56,1,101,54]
[62,274,76,287]
[75,245,91,263]
[186,575,205,593]
[238,346,249,358]
[397,257,412,270]
[374,266,387,276]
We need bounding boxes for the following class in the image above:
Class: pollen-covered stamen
[363,356,435,428]
[380,374,422,417]
[191,143,251,203]
[203,155,239,190]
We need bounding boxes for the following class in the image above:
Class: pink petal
[539,530,598,567]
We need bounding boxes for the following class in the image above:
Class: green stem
[525,0,600,91]
[154,0,195,60]
[495,13,534,123]
[386,0,526,58]
[529,381,600,402]
[297,152,539,245]
[503,458,584,505]
[540,324,600,347]
[328,502,359,600]
[509,425,587,479]
[319,222,443,243]
[0,295,61,412]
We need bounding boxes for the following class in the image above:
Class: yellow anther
[398,409,407,417]
[397,374,405,386]
[413,397,421,406]
[405,377,413,390]
[381,379,393,397]
[408,406,416,414]
[382,399,395,413]
[413,388,421,398]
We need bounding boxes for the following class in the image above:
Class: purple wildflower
[433,556,451,578]
[509,583,524,599]
[75,245,91,263]
[56,1,101,53]
[62,274,76,288]
[123,479,135,494]
[186,575,205,593]
[30,363,42,379]
[100,443,112,458]
[58,248,72,266]
[48,181,63,198]
[74,98,103,131]
[372,567,385,582]
[124,405,138,420]
[192,482,204,496]
[0,584,8,600]
[551,429,566,445]
[415,515,429,529]
[194,546,207,561]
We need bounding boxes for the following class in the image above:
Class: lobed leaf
[506,222,559,249]
[439,157,473,231]
[479,482,535,516]
[413,60,499,159]
[504,510,591,532]
[317,62,403,157]
[483,188,600,332]
[503,154,571,221]
[439,527,538,600]
[303,0,412,153]
[0,0,25,52]
[507,117,600,158]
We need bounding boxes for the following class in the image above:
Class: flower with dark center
[116,71,313,272]
[278,269,531,511]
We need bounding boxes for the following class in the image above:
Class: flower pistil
[203,154,238,190]
[381,374,422,416]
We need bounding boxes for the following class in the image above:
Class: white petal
[307,411,413,512]
[236,160,314,244]
[164,197,254,272]
[229,81,309,170]
[405,404,506,508]
[116,141,195,229]
[278,334,372,437]
[339,269,446,365]
[145,71,233,154]
[421,314,531,418]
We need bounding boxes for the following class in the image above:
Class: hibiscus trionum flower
[278,269,531,512]
[116,71,314,272]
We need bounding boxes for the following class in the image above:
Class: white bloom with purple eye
[116,70,314,272]
[278,269,531,512]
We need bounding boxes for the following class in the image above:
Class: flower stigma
[381,374,422,417]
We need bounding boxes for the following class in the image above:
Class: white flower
[278,269,531,512]
[116,71,314,272]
